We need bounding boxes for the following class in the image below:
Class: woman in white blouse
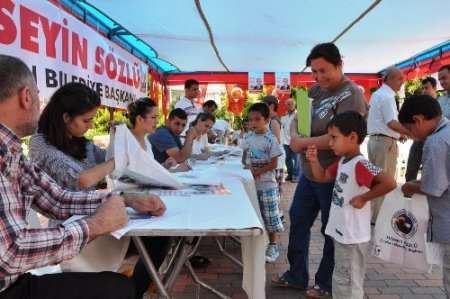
[126,98,191,172]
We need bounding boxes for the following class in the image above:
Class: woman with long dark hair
[29,83,171,299]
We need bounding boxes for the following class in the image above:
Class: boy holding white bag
[305,111,396,298]
[400,94,450,297]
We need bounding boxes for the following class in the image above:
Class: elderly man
[0,54,168,299]
[367,66,409,223]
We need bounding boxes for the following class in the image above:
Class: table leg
[131,236,171,299]
[214,237,243,268]
[184,258,231,299]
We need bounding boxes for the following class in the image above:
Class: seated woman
[29,82,171,299]
[126,98,190,172]
[190,112,216,160]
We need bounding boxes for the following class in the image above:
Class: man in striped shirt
[0,55,166,299]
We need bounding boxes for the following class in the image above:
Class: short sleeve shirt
[367,84,400,138]
[301,76,367,180]
[175,97,199,136]
[242,131,283,190]
[148,126,182,163]
[325,155,381,244]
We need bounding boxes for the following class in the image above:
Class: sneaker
[265,243,280,263]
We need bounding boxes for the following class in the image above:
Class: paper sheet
[110,124,184,189]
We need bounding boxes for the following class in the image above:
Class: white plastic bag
[372,187,431,272]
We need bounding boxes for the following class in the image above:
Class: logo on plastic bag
[391,209,418,239]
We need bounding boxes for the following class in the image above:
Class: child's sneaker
[265,243,279,263]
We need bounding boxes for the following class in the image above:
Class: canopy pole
[300,0,382,72]
[195,0,230,72]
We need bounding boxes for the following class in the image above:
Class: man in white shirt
[175,79,200,138]
[367,66,409,223]
[281,98,300,182]
[212,118,232,144]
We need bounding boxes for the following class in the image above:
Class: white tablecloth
[126,176,266,299]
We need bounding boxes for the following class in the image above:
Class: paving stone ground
[120,174,445,299]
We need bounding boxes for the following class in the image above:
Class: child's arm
[350,170,396,209]
[241,150,247,165]
[305,145,335,182]
[401,180,425,197]
[248,156,278,179]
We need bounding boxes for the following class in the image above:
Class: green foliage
[84,108,130,140]
[404,77,422,98]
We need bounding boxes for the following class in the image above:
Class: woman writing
[29,82,171,299]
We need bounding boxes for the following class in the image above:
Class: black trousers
[405,141,424,182]
[0,271,135,299]
[131,236,173,299]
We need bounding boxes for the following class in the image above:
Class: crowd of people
[1,40,450,299]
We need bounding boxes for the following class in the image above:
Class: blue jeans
[282,175,335,291]
[283,144,300,179]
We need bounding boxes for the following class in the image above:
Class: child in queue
[241,103,284,262]
[399,95,450,298]
[305,111,396,298]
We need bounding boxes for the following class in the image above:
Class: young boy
[305,110,396,298]
[242,103,284,262]
[399,95,450,297]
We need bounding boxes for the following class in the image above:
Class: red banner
[225,83,247,115]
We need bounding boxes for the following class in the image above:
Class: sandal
[190,255,212,269]
[305,284,331,299]
[271,276,305,290]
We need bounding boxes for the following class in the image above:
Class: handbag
[372,187,431,272]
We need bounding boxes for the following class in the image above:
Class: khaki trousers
[367,135,398,223]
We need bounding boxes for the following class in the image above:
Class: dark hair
[38,82,101,160]
[0,55,35,102]
[127,97,157,127]
[242,118,249,123]
[248,102,270,119]
[168,108,188,120]
[262,95,279,112]
[327,111,367,144]
[306,43,342,67]
[184,79,199,89]
[398,94,441,124]
[191,112,216,127]
[202,99,218,109]
[422,77,437,89]
[438,64,450,73]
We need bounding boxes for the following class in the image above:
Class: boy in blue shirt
[400,95,450,297]
[242,103,284,262]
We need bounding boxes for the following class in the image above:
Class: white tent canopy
[84,0,449,73]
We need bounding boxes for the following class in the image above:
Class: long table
[125,160,266,299]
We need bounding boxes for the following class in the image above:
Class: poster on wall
[248,72,264,93]
[0,0,148,109]
[275,72,291,94]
